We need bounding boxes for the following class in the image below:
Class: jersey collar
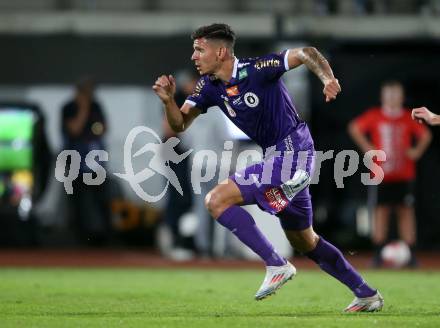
[232,57,239,79]
[223,57,239,85]
[209,57,239,84]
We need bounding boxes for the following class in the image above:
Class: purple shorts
[230,144,315,231]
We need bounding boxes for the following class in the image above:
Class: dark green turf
[0,268,439,327]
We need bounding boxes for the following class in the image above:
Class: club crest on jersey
[226,85,239,97]
[224,101,236,117]
[244,92,259,108]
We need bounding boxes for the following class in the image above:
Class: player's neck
[382,105,403,118]
[214,57,235,83]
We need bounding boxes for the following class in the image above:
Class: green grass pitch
[0,268,439,327]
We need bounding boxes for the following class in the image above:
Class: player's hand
[76,93,91,113]
[323,78,341,102]
[152,75,176,104]
[411,107,435,125]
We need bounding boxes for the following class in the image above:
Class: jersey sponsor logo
[224,101,236,117]
[244,92,259,108]
[254,58,281,70]
[264,187,289,212]
[238,68,248,80]
[238,62,250,68]
[226,85,239,97]
[191,78,205,97]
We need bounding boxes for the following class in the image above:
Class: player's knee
[297,238,318,253]
[308,233,320,251]
[289,230,319,253]
[204,191,226,218]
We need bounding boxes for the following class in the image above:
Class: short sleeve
[253,50,290,81]
[184,77,212,114]
[353,109,376,133]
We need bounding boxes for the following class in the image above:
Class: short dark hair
[191,23,236,49]
[381,80,403,90]
[76,76,95,93]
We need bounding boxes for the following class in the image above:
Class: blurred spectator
[188,111,232,259]
[61,77,111,246]
[159,70,232,259]
[161,70,198,260]
[348,80,431,267]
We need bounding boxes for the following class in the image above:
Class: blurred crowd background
[0,0,439,264]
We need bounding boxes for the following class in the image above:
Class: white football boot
[344,291,384,312]
[255,261,296,300]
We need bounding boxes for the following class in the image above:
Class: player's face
[191,38,221,75]
[381,85,404,109]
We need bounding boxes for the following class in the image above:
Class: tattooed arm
[287,47,341,102]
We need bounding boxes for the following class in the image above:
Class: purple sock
[306,237,376,298]
[217,206,286,267]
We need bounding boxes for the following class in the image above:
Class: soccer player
[153,23,383,312]
[349,81,432,267]
[412,106,440,126]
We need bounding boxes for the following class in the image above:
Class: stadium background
[0,1,440,326]
[1,0,439,250]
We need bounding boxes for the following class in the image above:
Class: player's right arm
[153,74,201,132]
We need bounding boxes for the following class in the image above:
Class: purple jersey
[185,50,314,151]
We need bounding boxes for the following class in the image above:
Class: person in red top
[349,80,432,267]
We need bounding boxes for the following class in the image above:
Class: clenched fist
[152,75,176,104]
[323,78,341,103]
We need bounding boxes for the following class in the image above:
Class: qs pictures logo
[114,127,192,202]
[55,126,192,202]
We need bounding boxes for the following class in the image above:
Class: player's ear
[217,46,226,60]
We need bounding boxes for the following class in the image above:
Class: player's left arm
[287,47,341,102]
